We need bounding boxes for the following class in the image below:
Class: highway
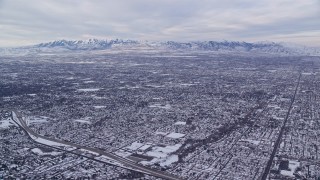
[260,73,301,180]
[11,111,183,180]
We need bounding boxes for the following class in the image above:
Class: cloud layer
[0,0,319,47]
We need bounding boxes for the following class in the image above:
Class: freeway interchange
[11,110,183,180]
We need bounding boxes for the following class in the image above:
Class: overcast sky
[0,0,319,47]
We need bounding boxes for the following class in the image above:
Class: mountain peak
[1,39,319,56]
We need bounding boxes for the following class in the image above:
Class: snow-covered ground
[280,160,300,177]
[27,93,37,96]
[77,88,101,92]
[65,76,75,80]
[121,141,181,167]
[11,111,21,126]
[174,121,186,125]
[159,155,179,167]
[146,150,168,158]
[302,72,314,75]
[93,106,106,109]
[145,144,181,159]
[155,131,168,136]
[74,119,92,124]
[83,80,95,83]
[0,118,15,129]
[34,137,70,147]
[142,144,182,167]
[166,132,185,139]
[139,144,152,151]
[125,141,144,151]
[65,147,77,151]
[115,150,132,158]
[74,117,92,124]
[79,149,100,156]
[31,148,62,156]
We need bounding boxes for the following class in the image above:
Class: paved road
[11,111,183,180]
[260,73,301,180]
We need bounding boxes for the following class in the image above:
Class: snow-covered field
[125,141,144,151]
[139,144,152,151]
[142,144,182,167]
[174,121,186,125]
[31,148,62,156]
[155,131,168,135]
[83,80,95,84]
[159,155,179,167]
[74,119,92,124]
[65,76,75,80]
[27,93,37,96]
[166,132,185,139]
[74,117,92,124]
[0,118,15,129]
[115,150,132,158]
[122,141,181,167]
[93,106,106,109]
[77,88,101,92]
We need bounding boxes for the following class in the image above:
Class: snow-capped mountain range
[1,39,319,56]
